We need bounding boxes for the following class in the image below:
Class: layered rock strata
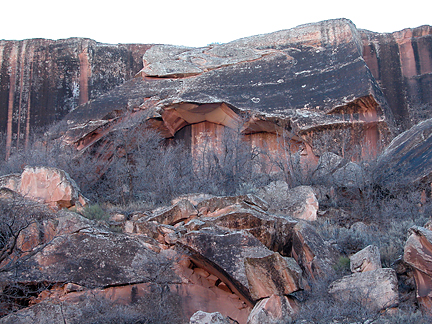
[56,19,396,173]
[0,38,150,158]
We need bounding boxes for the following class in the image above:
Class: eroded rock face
[244,253,303,301]
[0,166,87,209]
[373,118,432,191]
[189,311,233,324]
[403,226,432,312]
[247,295,298,324]
[257,182,318,221]
[292,221,339,279]
[328,268,399,310]
[0,38,150,159]
[361,26,432,131]
[350,245,382,273]
[58,18,395,172]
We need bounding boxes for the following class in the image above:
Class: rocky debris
[0,166,87,210]
[247,295,298,324]
[373,118,432,192]
[403,226,432,311]
[328,268,399,310]
[291,221,339,279]
[257,182,318,221]
[189,310,234,324]
[244,253,303,301]
[147,199,197,225]
[350,245,382,273]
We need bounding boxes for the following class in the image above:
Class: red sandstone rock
[292,221,339,279]
[244,253,303,300]
[258,182,319,221]
[189,310,233,324]
[247,294,298,324]
[403,226,432,312]
[1,166,87,210]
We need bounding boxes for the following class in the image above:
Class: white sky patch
[1,0,430,47]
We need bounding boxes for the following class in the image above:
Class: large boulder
[178,230,274,305]
[244,253,303,301]
[247,295,298,324]
[328,268,399,310]
[403,225,432,311]
[257,182,318,221]
[291,221,339,279]
[350,245,382,273]
[0,166,87,210]
[189,311,233,324]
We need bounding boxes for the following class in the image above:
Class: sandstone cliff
[361,26,432,131]
[0,38,150,158]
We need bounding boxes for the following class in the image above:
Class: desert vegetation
[0,123,431,323]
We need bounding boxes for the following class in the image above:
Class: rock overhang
[57,18,394,161]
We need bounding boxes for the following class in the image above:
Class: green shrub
[80,204,109,221]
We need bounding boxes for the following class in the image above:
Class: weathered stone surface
[0,38,150,159]
[0,166,87,209]
[147,199,197,225]
[292,221,339,279]
[58,19,395,170]
[373,118,432,191]
[361,26,432,131]
[179,230,275,305]
[403,226,432,311]
[244,253,303,300]
[350,245,382,273]
[247,295,298,324]
[0,173,21,191]
[257,182,318,221]
[189,310,233,324]
[328,268,399,310]
[200,203,296,256]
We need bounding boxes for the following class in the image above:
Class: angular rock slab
[1,229,178,288]
[244,253,303,301]
[328,268,399,310]
[200,203,297,257]
[291,221,339,279]
[350,245,382,273]
[189,310,234,324]
[258,183,318,221]
[178,230,274,305]
[404,226,432,311]
[247,295,298,324]
[1,166,87,210]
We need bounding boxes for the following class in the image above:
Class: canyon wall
[1,20,432,164]
[361,25,432,132]
[0,38,150,158]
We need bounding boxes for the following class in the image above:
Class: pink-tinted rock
[350,245,382,273]
[15,166,87,209]
[247,295,298,324]
[291,221,339,279]
[258,183,318,221]
[189,310,233,324]
[244,253,303,301]
[147,199,197,225]
[328,268,399,310]
[403,226,432,312]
